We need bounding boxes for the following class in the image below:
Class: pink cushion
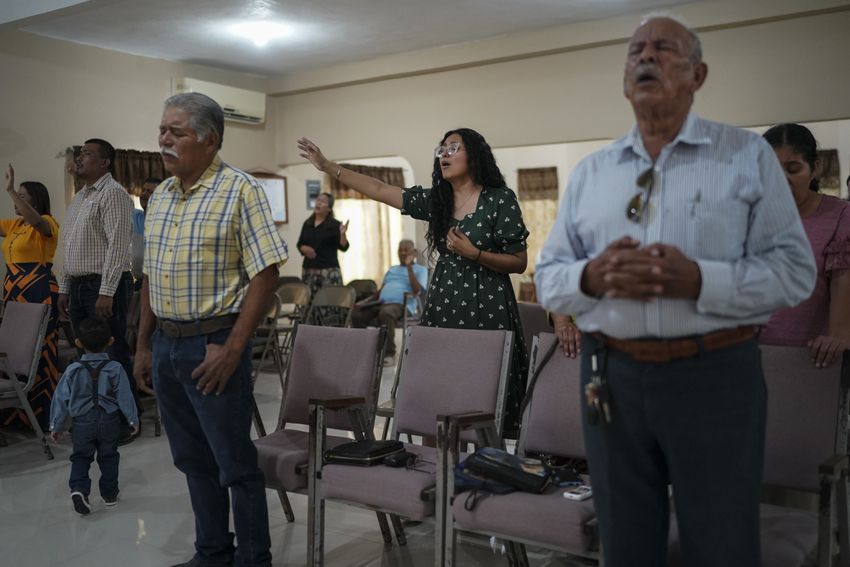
[255,430,351,491]
[453,485,597,552]
[321,444,438,520]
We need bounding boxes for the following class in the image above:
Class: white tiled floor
[0,343,584,566]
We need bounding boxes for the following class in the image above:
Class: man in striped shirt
[536,15,815,567]
[58,138,137,440]
[134,92,288,567]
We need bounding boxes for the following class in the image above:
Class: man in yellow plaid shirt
[134,92,288,567]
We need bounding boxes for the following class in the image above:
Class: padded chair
[306,325,514,566]
[275,282,312,364]
[278,275,303,286]
[253,325,386,523]
[0,302,53,459]
[668,347,850,567]
[303,285,356,328]
[516,301,552,359]
[346,279,378,301]
[438,332,599,566]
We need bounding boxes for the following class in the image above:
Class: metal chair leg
[252,397,267,437]
[390,514,407,546]
[376,512,393,545]
[277,488,295,523]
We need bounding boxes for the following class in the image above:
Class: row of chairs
[251,320,850,566]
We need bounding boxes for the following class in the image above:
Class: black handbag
[323,439,405,466]
[463,447,551,493]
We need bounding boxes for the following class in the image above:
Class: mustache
[633,63,661,81]
[160,147,179,158]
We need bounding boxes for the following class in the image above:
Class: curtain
[329,164,405,199]
[517,167,559,276]
[69,146,166,195]
[330,164,405,283]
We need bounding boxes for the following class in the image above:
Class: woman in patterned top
[0,164,60,430]
[760,124,850,368]
[298,129,530,437]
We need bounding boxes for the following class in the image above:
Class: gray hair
[164,92,225,149]
[639,11,703,63]
[399,239,416,249]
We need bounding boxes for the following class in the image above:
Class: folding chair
[0,302,53,459]
[438,332,600,566]
[303,285,356,328]
[668,347,850,567]
[307,325,514,566]
[375,290,426,440]
[250,295,288,437]
[275,282,311,364]
[253,325,386,523]
[346,278,378,301]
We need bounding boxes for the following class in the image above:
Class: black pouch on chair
[323,439,405,466]
[463,447,551,493]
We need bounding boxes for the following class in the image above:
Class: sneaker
[71,492,91,515]
[103,495,119,506]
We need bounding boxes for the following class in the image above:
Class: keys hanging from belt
[585,351,611,425]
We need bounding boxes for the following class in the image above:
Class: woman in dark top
[296,191,349,297]
[297,129,530,437]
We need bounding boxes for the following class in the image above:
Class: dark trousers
[69,272,138,411]
[69,406,121,498]
[153,327,271,567]
[351,303,405,355]
[581,334,765,567]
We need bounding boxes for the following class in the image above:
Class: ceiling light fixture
[228,21,290,48]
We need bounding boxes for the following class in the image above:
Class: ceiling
[4,0,704,77]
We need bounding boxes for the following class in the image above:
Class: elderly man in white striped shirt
[58,138,137,442]
[536,15,815,567]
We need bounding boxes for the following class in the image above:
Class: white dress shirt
[535,113,816,339]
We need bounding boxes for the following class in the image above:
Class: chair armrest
[308,396,366,409]
[819,454,849,478]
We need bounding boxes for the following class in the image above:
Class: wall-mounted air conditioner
[171,77,266,125]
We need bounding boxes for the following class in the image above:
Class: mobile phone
[563,485,593,501]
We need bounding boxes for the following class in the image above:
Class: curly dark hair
[425,128,507,257]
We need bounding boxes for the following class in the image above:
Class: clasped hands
[581,236,702,301]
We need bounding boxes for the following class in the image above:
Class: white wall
[0,29,277,272]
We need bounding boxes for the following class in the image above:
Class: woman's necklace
[454,186,481,217]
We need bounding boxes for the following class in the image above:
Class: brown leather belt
[157,314,239,338]
[592,326,758,364]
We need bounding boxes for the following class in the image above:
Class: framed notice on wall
[250,172,288,224]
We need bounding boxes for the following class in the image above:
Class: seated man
[352,239,428,358]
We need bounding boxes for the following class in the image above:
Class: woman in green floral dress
[297,129,530,436]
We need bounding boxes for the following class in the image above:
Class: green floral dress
[402,185,530,436]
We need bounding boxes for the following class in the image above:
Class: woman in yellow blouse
[1,164,60,430]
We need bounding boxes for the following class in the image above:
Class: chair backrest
[277,282,311,308]
[304,286,356,327]
[346,279,378,301]
[279,325,384,431]
[761,346,849,492]
[516,301,551,359]
[278,275,303,286]
[518,333,586,459]
[393,325,513,438]
[0,302,50,384]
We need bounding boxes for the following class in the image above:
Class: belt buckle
[160,320,182,338]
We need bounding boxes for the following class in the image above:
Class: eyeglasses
[626,168,655,223]
[435,142,462,159]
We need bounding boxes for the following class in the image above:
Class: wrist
[472,248,482,262]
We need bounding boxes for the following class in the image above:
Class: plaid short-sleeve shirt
[144,156,289,320]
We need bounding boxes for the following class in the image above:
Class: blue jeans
[69,406,121,498]
[69,272,137,407]
[581,335,765,567]
[153,327,271,567]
